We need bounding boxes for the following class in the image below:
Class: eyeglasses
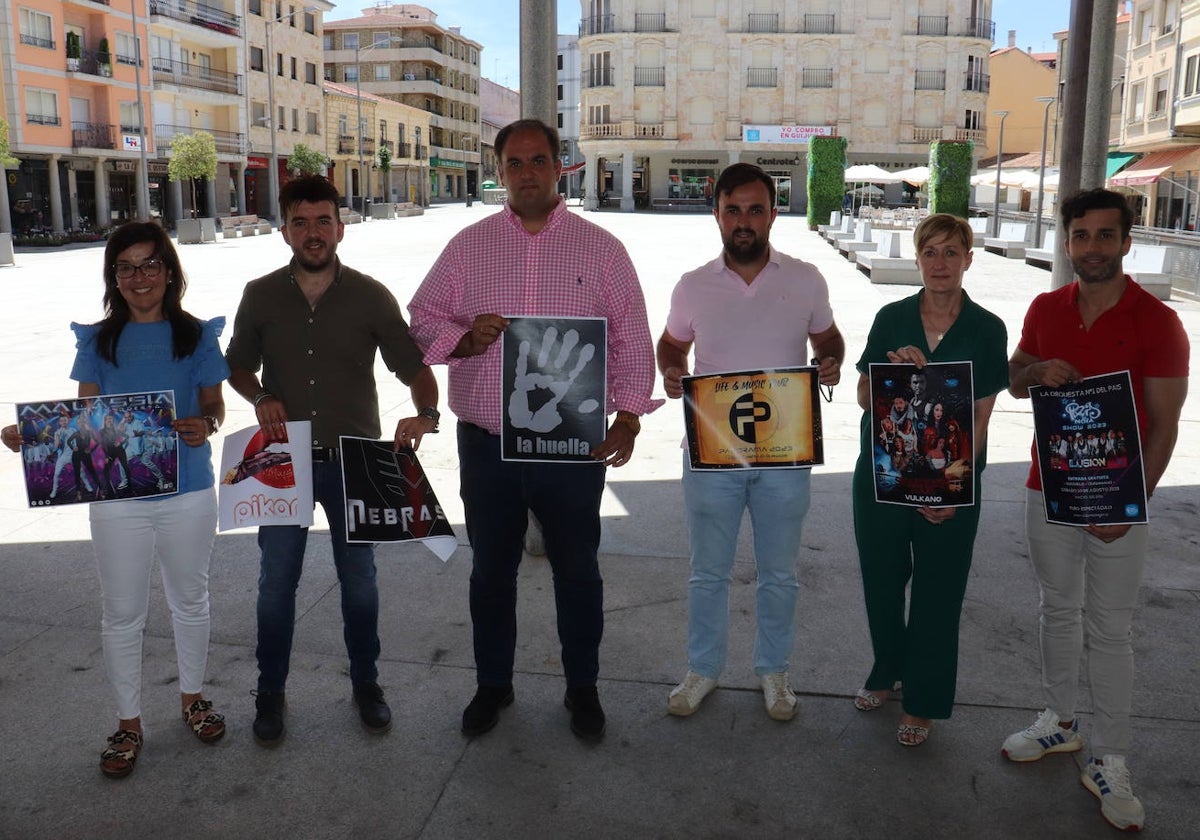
[811,358,835,403]
[114,259,164,280]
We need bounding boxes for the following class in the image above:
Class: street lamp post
[130,0,151,221]
[1034,96,1056,248]
[414,126,424,207]
[991,110,1008,237]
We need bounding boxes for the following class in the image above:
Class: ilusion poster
[1030,371,1147,527]
[868,362,975,507]
[500,316,607,463]
[15,390,178,507]
[339,436,457,561]
[683,367,823,469]
[218,421,313,531]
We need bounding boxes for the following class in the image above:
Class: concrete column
[620,151,634,212]
[0,172,13,234]
[582,149,600,210]
[344,164,353,206]
[170,180,184,225]
[236,164,247,214]
[1052,0,1094,290]
[1081,0,1119,191]
[67,167,81,229]
[135,158,149,220]
[95,159,110,227]
[204,178,217,218]
[519,0,557,124]
[48,156,65,233]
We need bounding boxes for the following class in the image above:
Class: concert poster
[868,361,975,507]
[217,421,313,531]
[1030,371,1147,526]
[15,390,178,507]
[683,367,823,470]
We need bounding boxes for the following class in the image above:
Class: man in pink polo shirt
[1001,188,1189,832]
[657,163,844,722]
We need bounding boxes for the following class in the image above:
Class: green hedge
[928,141,974,218]
[807,136,847,230]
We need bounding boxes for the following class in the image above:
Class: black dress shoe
[253,690,286,745]
[353,682,393,733]
[564,685,606,741]
[461,685,514,736]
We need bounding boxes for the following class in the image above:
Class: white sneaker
[1001,708,1083,762]
[667,671,717,717]
[760,672,797,721]
[1081,755,1145,831]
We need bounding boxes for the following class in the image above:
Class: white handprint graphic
[508,326,599,433]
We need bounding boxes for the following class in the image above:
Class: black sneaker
[352,682,392,733]
[461,685,514,737]
[564,685,606,742]
[253,690,286,746]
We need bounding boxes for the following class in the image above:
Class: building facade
[577,0,994,212]
[479,76,519,187]
[557,32,582,197]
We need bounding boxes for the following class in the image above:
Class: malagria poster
[218,421,313,531]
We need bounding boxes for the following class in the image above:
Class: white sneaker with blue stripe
[1082,755,1145,831]
[1001,708,1083,762]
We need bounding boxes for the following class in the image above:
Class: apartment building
[577,1,994,212]
[323,3,482,202]
[982,42,1057,163]
[479,76,519,187]
[557,33,582,197]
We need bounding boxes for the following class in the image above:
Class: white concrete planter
[0,233,14,266]
[177,218,217,244]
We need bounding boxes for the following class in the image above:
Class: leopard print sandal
[183,698,226,743]
[100,729,142,778]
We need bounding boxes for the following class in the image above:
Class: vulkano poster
[683,367,823,469]
[339,436,457,561]
[1030,371,1147,527]
[218,421,313,531]
[501,316,607,463]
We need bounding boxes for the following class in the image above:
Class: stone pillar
[170,179,184,225]
[67,167,81,229]
[582,149,600,210]
[620,150,634,212]
[49,156,65,233]
[95,159,110,227]
[344,164,353,207]
[204,178,217,218]
[135,158,149,221]
[235,164,247,214]
[0,171,13,234]
[519,0,556,124]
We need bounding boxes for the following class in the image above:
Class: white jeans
[1025,489,1148,757]
[90,487,218,719]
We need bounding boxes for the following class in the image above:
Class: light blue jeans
[681,454,812,678]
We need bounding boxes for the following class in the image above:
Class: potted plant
[66,32,81,72]
[97,37,112,77]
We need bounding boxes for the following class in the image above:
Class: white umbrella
[843,164,902,184]
[894,166,930,187]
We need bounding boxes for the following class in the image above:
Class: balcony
[579,14,615,36]
[581,123,671,140]
[155,124,245,154]
[149,0,241,37]
[634,12,666,32]
[583,67,614,88]
[583,122,623,139]
[337,136,375,156]
[803,14,836,34]
[397,141,412,158]
[414,143,427,159]
[379,139,394,154]
[747,67,778,88]
[20,34,56,50]
[634,66,665,87]
[71,121,115,149]
[68,47,124,78]
[151,57,242,96]
[963,71,990,93]
[748,13,779,33]
[961,17,994,39]
[802,68,833,89]
[955,127,985,143]
[915,69,946,90]
[27,113,61,126]
[912,127,943,143]
[65,0,110,6]
[915,16,948,36]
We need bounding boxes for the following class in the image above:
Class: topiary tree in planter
[806,135,847,230]
[168,131,218,218]
[928,140,974,218]
[377,143,392,202]
[66,32,81,72]
[288,142,330,176]
[97,37,112,76]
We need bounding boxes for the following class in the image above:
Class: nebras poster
[1030,371,1147,527]
[15,390,178,507]
[338,436,457,561]
[500,316,607,463]
[683,367,823,469]
[218,421,313,531]
[868,362,975,507]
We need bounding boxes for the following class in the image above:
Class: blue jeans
[457,422,605,689]
[681,454,812,678]
[256,460,379,692]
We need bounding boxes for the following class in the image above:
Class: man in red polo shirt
[1000,188,1189,832]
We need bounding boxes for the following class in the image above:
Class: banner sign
[683,367,823,469]
[15,390,178,507]
[501,316,608,463]
[1030,371,1147,526]
[218,421,313,531]
[868,362,975,507]
[742,125,834,144]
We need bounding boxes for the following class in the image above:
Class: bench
[983,222,1030,259]
[1125,244,1172,300]
[817,211,843,235]
[650,197,711,212]
[968,217,990,247]
[826,215,858,245]
[1025,230,1057,269]
[856,230,922,285]
[220,214,270,238]
[838,220,877,259]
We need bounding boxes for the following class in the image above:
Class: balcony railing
[802,68,833,89]
[583,123,623,139]
[915,69,946,90]
[397,141,412,158]
[803,14,835,34]
[579,14,614,36]
[912,127,943,143]
[955,127,986,143]
[961,16,994,39]
[156,123,245,154]
[72,121,116,149]
[747,67,778,88]
[27,113,61,126]
[379,139,394,153]
[151,56,242,95]
[414,143,427,159]
[583,67,614,88]
[916,16,948,36]
[21,34,55,49]
[337,136,375,155]
[748,13,779,33]
[634,66,665,87]
[634,12,666,32]
[963,71,990,93]
[149,0,241,37]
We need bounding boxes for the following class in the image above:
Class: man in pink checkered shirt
[409,119,659,743]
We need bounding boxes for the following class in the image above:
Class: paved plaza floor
[0,205,1197,839]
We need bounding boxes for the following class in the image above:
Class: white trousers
[90,487,218,719]
[1025,489,1148,757]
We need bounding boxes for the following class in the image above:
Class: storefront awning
[1109,147,1199,186]
[1105,152,1137,179]
[562,161,585,175]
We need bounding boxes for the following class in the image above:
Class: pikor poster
[218,421,313,531]
[1030,371,1147,526]
[15,390,178,507]
[683,367,823,469]
[868,362,975,507]
[500,316,607,463]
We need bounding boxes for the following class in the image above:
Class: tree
[168,131,218,217]
[376,144,392,202]
[0,118,18,167]
[288,142,330,176]
[806,136,847,230]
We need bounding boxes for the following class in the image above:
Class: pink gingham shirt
[409,198,661,435]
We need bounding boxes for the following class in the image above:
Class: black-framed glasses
[811,357,835,403]
[114,259,164,280]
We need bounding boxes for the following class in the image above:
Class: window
[290,56,297,80]
[304,12,315,34]
[119,102,142,131]
[1153,74,1169,115]
[343,32,359,50]
[277,104,285,131]
[306,111,319,134]
[1137,8,1152,43]
[588,103,610,125]
[115,32,138,65]
[557,54,564,70]
[289,5,295,26]
[18,9,54,48]
[557,84,563,101]
[374,63,390,81]
[26,88,59,125]
[277,53,283,76]
[963,109,982,130]
[250,47,264,72]
[305,62,316,84]
[1131,83,1146,120]
[252,101,267,127]
[374,31,391,47]
[557,113,564,128]
[1186,55,1199,97]
[397,123,405,143]
[248,0,261,15]
[323,34,333,50]
[1162,0,1179,35]
[338,114,347,135]
[344,65,359,82]
[379,119,387,140]
[292,108,299,131]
